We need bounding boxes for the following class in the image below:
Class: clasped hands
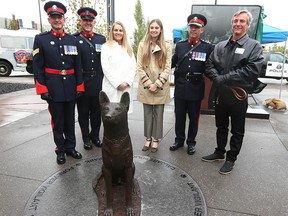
[213,74,229,86]
[41,92,83,101]
[41,92,52,101]
[147,83,158,93]
[117,82,130,91]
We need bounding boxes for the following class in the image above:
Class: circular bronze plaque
[24,155,206,216]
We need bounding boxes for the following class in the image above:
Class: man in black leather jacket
[202,10,264,174]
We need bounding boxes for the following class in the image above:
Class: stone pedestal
[93,174,141,216]
[24,155,207,216]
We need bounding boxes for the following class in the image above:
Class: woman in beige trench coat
[137,19,172,152]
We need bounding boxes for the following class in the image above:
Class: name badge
[235,48,245,54]
[95,44,102,52]
[64,45,78,55]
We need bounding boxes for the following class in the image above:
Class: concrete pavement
[0,82,288,215]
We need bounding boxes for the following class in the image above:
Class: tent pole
[279,40,287,99]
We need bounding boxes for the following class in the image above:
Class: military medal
[64,45,78,55]
[191,52,196,60]
[95,44,102,52]
[200,52,207,61]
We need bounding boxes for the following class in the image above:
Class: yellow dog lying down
[265,98,287,110]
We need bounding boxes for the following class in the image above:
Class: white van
[0,28,40,76]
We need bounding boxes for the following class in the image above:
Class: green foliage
[264,44,288,55]
[132,0,147,57]
[64,0,108,36]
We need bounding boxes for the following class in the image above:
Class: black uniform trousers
[48,100,76,154]
[77,94,101,143]
[174,98,201,146]
[214,87,248,162]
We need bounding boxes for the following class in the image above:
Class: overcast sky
[1,0,287,40]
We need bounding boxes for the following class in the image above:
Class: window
[270,53,284,63]
[1,36,27,49]
[263,52,269,62]
[27,37,34,49]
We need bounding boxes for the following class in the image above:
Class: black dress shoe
[169,142,184,151]
[92,139,102,147]
[66,150,82,159]
[84,141,92,150]
[57,153,66,165]
[187,145,196,155]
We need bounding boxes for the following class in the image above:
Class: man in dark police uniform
[33,1,84,164]
[74,7,106,150]
[169,14,214,155]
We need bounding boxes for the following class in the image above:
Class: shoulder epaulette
[73,32,81,37]
[200,39,211,44]
[178,39,188,44]
[94,33,106,39]
[66,33,76,39]
[38,31,50,36]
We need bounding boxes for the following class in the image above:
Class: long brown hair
[106,21,133,57]
[141,19,168,68]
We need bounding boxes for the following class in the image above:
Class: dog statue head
[99,91,130,137]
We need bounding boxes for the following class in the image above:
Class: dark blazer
[172,39,214,101]
[33,31,84,102]
[74,32,106,96]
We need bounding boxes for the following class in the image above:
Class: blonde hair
[141,19,168,68]
[106,21,133,57]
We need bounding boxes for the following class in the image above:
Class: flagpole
[279,40,287,99]
[38,0,43,32]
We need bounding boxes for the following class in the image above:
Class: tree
[6,14,19,30]
[264,44,288,55]
[132,0,147,57]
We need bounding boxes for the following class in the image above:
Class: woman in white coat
[101,21,136,112]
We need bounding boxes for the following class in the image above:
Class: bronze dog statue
[99,91,135,216]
